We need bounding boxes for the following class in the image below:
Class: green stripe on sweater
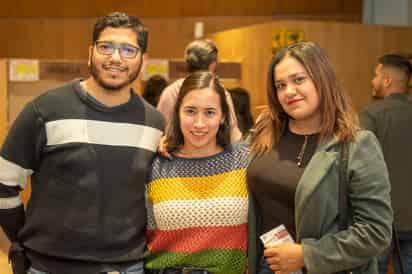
[145,249,246,274]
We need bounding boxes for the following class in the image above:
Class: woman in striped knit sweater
[145,71,250,274]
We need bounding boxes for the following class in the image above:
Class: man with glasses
[0,12,164,274]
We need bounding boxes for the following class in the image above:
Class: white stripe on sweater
[0,196,22,209]
[147,197,248,230]
[0,156,33,188]
[45,119,162,152]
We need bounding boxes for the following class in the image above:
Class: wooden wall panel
[0,0,184,17]
[382,26,412,54]
[276,0,339,14]
[131,0,184,17]
[0,16,276,60]
[0,60,7,145]
[8,80,67,125]
[211,26,272,119]
[343,0,363,13]
[1,18,68,59]
[274,0,361,14]
[0,0,361,18]
[182,0,277,16]
[209,20,412,119]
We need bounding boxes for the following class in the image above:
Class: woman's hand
[263,243,304,274]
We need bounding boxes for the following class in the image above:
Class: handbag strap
[336,142,350,274]
[338,142,349,231]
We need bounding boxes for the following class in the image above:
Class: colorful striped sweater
[145,144,250,274]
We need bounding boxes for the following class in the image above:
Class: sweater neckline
[171,145,234,161]
[73,79,141,113]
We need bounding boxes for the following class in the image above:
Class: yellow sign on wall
[272,30,305,53]
[9,59,39,81]
[142,59,169,81]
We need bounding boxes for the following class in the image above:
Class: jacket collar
[386,92,409,102]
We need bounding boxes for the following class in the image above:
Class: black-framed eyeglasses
[95,41,141,59]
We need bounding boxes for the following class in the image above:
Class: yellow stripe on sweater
[148,169,248,204]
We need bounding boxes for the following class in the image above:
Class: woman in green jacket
[247,41,393,274]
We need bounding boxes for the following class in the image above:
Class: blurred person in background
[142,74,168,107]
[361,54,412,274]
[228,87,254,138]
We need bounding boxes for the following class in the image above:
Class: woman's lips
[287,98,303,105]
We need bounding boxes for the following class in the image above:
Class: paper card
[260,224,295,246]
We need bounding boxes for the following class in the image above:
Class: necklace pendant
[296,135,308,167]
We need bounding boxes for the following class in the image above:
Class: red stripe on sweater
[147,224,247,253]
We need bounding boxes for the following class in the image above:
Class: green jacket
[248,130,393,274]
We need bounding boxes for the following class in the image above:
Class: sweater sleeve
[0,102,45,242]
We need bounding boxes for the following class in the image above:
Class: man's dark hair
[378,54,412,79]
[92,12,148,53]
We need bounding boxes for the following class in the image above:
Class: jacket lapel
[295,138,339,235]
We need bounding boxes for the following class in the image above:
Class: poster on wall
[9,59,40,81]
[272,30,305,54]
[142,59,169,81]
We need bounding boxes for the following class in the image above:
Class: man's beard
[89,56,142,92]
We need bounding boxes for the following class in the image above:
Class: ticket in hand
[259,224,294,246]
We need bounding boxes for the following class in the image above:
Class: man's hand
[157,136,172,159]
